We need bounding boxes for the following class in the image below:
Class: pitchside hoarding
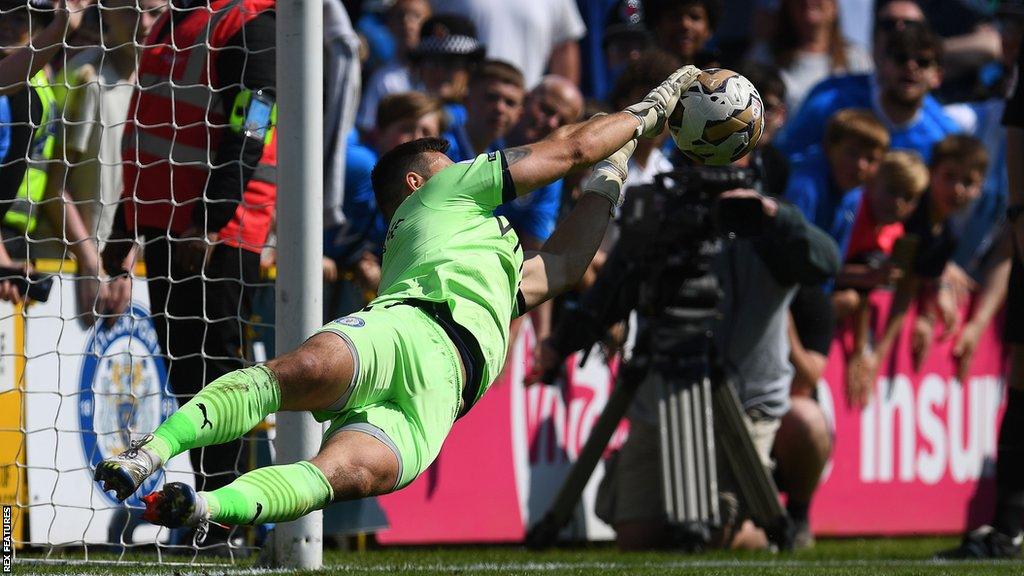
[378,292,1007,542]
[24,276,194,545]
[15,276,1009,543]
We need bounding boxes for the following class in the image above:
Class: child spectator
[785,109,890,255]
[901,136,991,370]
[775,99,889,554]
[325,92,447,316]
[840,150,930,407]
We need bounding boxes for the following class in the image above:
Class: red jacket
[121,0,276,252]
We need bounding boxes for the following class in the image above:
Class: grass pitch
[14,537,1024,575]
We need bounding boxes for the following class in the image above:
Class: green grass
[13,537,1024,575]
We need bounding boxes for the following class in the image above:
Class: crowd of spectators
[1,0,1022,557]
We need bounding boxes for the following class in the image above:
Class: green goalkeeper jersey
[370,151,524,403]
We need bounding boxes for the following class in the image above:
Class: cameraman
[533,184,840,551]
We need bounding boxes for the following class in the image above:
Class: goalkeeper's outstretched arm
[511,66,700,312]
[503,66,700,197]
[517,141,634,314]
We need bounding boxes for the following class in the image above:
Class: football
[668,68,765,165]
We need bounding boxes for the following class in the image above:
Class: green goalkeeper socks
[147,365,282,464]
[202,461,334,525]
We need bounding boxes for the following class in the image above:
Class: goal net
[0,0,282,562]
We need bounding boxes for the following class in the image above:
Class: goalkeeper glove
[583,138,637,212]
[625,65,701,139]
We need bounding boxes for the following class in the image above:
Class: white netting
[0,0,279,562]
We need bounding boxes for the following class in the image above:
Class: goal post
[0,0,324,567]
[272,0,324,569]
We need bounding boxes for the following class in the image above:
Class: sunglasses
[890,52,937,69]
[876,17,926,33]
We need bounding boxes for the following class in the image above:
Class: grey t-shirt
[748,42,874,112]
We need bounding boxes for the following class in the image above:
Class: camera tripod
[525,290,792,550]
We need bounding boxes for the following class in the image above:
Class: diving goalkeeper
[94,66,702,530]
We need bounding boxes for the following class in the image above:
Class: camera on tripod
[527,164,794,552]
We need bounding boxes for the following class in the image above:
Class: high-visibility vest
[5,70,57,233]
[121,0,277,253]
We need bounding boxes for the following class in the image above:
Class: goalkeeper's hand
[582,138,637,211]
[625,65,701,138]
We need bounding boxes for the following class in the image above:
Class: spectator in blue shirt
[325,91,447,316]
[778,23,961,163]
[444,60,525,162]
[785,109,890,257]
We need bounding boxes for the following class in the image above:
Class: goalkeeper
[95,66,702,530]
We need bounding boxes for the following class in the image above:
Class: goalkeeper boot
[141,482,210,530]
[935,525,1022,559]
[94,434,162,502]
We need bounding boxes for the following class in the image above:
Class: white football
[669,68,765,165]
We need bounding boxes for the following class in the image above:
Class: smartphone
[0,267,54,302]
[243,91,275,141]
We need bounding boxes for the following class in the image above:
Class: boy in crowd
[941,8,1024,556]
[785,110,890,255]
[896,136,1003,373]
[445,60,525,162]
[776,103,890,553]
[838,151,929,407]
[325,92,448,315]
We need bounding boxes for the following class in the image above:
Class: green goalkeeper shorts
[311,303,464,490]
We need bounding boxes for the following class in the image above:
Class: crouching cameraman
[533,181,839,551]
